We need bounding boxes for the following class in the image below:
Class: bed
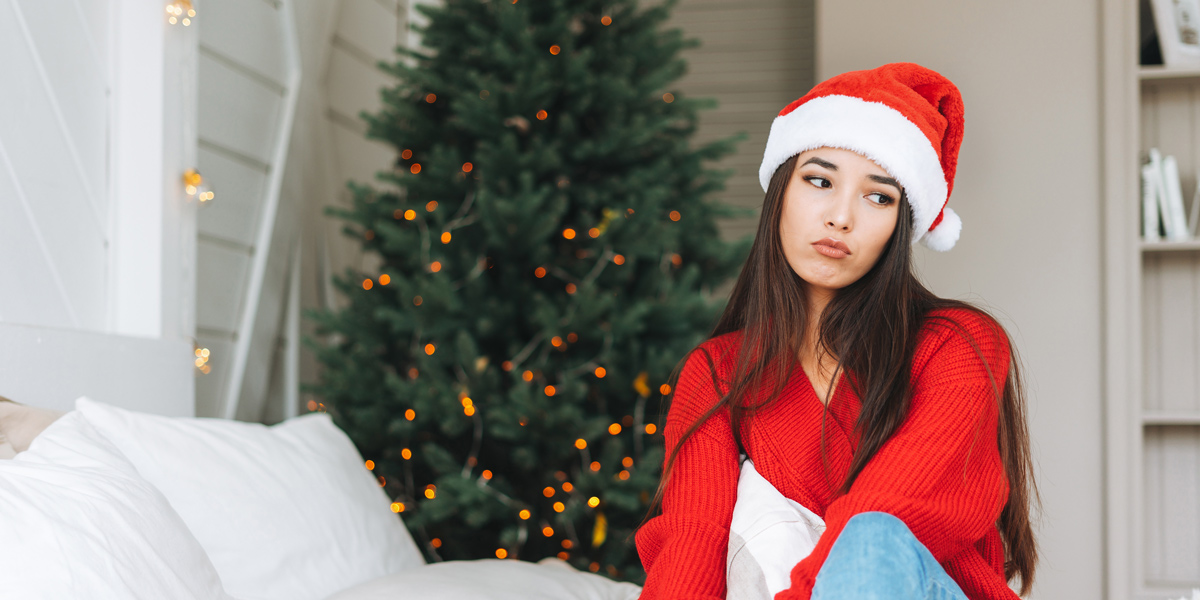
[0,393,642,600]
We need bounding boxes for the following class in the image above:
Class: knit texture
[636,308,1017,600]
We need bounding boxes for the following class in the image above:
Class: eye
[803,176,831,189]
[866,191,895,206]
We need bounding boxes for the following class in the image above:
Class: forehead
[796,147,892,178]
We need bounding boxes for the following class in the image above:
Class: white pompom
[919,207,962,252]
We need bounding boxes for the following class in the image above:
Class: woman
[635,63,1037,600]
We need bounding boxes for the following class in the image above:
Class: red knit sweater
[635,308,1017,600]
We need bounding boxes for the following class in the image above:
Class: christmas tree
[308,0,748,583]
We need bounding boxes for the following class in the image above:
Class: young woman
[636,63,1038,600]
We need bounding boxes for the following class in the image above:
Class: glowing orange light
[588,496,600,507]
[595,367,606,378]
[545,385,556,396]
[534,267,547,278]
[405,409,416,421]
[589,562,600,573]
[402,149,413,159]
[522,370,534,382]
[402,448,412,460]
[563,228,576,239]
[426,201,438,212]
[645,423,657,434]
[413,296,423,306]
[536,110,548,120]
[431,537,442,548]
[430,261,442,273]
[613,254,625,265]
[549,45,561,55]
[462,162,473,172]
[562,482,574,492]
[543,486,556,498]
[542,527,554,537]
[425,93,437,103]
[379,274,391,285]
[391,502,405,513]
[669,210,681,221]
[589,461,601,471]
[558,551,569,559]
[519,509,531,520]
[464,405,475,416]
[588,228,600,238]
[663,93,675,103]
[566,333,578,343]
[553,502,565,512]
[575,439,587,450]
[562,539,573,549]
[307,400,318,411]
[608,423,622,435]
[623,456,634,468]
[411,163,421,174]
[565,283,577,294]
[671,254,682,267]
[618,470,630,480]
[425,343,436,355]
[461,397,473,407]
[482,470,493,480]
[365,460,375,470]
[362,279,373,290]
[551,336,563,347]
[404,209,416,220]
[601,15,612,25]
[441,231,452,244]
[496,548,508,559]
[425,488,436,499]
[502,361,513,371]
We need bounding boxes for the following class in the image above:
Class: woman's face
[779,147,901,298]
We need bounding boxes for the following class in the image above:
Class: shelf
[1140,239,1200,252]
[1140,65,1200,80]
[1143,412,1200,426]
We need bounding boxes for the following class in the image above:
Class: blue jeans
[811,512,968,600]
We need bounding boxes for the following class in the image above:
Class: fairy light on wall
[193,344,211,375]
[183,169,214,203]
[166,0,196,26]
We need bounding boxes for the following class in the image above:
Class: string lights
[182,169,214,203]
[166,0,195,26]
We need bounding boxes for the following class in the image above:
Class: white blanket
[324,558,642,600]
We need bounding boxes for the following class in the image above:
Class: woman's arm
[636,344,741,600]
[780,311,1014,600]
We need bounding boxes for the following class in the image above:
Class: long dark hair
[642,154,1039,593]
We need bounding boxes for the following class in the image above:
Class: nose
[824,189,853,232]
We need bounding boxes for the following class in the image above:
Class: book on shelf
[1144,148,1192,242]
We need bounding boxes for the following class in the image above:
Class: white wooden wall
[0,0,112,330]
[0,0,196,416]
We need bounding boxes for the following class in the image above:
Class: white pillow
[0,411,239,600]
[726,458,825,600]
[75,396,425,600]
[323,558,641,600]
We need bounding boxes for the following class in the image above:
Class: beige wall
[817,1,1104,598]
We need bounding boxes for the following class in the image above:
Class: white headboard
[0,322,194,416]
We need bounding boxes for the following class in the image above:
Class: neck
[801,286,834,359]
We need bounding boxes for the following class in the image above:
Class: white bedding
[325,558,642,600]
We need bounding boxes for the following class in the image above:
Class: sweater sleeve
[777,312,1015,600]
[636,345,741,600]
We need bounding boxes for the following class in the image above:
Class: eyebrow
[801,156,904,194]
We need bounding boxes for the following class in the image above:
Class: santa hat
[758,63,965,251]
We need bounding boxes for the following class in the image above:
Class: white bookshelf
[1105,2,1200,598]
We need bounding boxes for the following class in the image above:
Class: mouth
[812,238,851,258]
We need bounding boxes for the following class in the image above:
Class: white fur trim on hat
[919,207,961,252]
[758,94,951,249]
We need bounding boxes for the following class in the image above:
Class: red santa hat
[758,62,965,251]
